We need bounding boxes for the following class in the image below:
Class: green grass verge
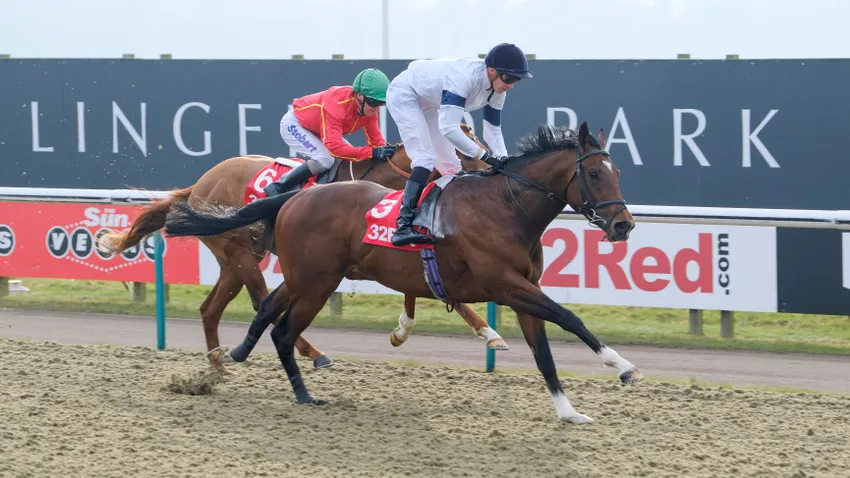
[2,278,850,356]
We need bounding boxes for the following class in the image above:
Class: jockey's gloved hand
[372,145,396,161]
[479,150,505,169]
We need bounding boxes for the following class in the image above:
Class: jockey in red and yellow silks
[264,68,396,197]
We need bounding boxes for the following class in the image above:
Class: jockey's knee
[410,156,436,173]
[306,156,333,174]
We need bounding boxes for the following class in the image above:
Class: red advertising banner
[0,202,199,284]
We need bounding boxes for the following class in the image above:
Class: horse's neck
[503,161,572,227]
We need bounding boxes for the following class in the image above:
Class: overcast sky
[2,0,848,60]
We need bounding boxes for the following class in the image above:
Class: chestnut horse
[163,122,644,423]
[100,124,507,375]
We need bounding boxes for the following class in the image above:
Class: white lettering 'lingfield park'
[27,101,781,168]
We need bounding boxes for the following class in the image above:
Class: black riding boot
[391,166,434,246]
[263,162,314,197]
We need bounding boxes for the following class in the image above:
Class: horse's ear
[596,127,607,149]
[578,121,590,145]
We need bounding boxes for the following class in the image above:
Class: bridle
[496,145,628,234]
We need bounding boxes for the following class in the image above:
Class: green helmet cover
[352,68,390,101]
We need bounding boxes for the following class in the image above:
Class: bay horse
[163,122,644,424]
[99,124,507,376]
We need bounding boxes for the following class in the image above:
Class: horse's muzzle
[609,218,635,242]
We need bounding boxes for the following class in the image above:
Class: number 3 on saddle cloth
[363,175,455,304]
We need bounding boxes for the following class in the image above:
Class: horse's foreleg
[454,303,509,350]
[495,275,643,422]
[390,295,418,347]
[501,276,643,382]
[515,312,593,424]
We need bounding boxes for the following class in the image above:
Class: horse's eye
[589,170,600,180]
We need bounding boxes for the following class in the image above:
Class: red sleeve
[320,103,372,161]
[363,113,386,147]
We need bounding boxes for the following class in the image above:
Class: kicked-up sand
[1,337,848,478]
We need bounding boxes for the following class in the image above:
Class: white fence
[2,187,849,348]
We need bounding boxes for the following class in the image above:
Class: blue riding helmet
[484,43,533,80]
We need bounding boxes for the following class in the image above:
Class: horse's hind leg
[226,249,333,370]
[390,298,509,351]
[199,264,244,376]
[390,295,418,347]
[270,289,336,406]
[228,281,287,363]
[454,303,508,350]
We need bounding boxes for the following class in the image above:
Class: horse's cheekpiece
[363,177,453,304]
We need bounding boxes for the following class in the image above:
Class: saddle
[314,158,344,185]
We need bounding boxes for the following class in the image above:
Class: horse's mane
[510,124,580,163]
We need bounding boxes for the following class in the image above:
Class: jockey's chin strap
[355,95,367,116]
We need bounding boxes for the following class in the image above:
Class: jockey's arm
[437,65,489,160]
[438,100,486,160]
[482,95,508,158]
[321,105,373,161]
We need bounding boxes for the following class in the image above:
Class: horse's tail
[98,186,194,255]
[164,189,299,238]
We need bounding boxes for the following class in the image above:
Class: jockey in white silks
[386,43,534,246]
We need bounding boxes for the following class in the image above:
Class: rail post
[154,232,166,350]
[485,302,498,372]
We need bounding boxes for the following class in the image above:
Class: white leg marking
[597,346,636,374]
[206,346,234,364]
[474,326,499,341]
[392,310,416,343]
[550,391,594,424]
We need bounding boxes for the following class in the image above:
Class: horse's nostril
[614,221,630,232]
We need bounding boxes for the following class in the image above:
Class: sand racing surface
[1,338,849,478]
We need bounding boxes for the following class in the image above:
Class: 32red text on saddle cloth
[362,182,439,252]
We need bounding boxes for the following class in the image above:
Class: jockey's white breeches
[279,110,334,173]
[386,74,462,176]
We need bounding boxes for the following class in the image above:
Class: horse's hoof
[298,397,328,406]
[207,346,235,364]
[229,344,250,363]
[619,369,644,385]
[561,413,595,425]
[313,354,334,369]
[390,331,405,347]
[487,338,510,350]
[210,362,238,377]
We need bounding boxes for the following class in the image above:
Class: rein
[349,150,411,181]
